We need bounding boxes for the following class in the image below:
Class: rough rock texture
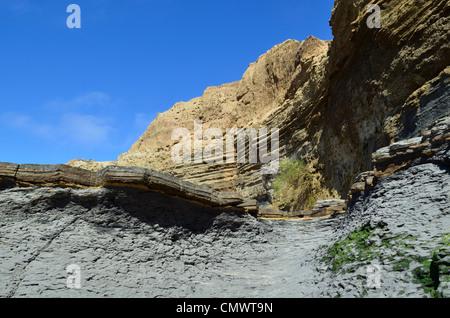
[66,159,118,171]
[1,133,448,297]
[1,120,448,298]
[314,154,450,297]
[308,117,450,298]
[256,199,347,220]
[0,186,274,297]
[0,181,350,298]
[374,116,450,177]
[318,0,450,197]
[116,36,332,201]
[109,0,450,211]
[0,163,245,210]
[347,116,450,198]
[2,0,449,298]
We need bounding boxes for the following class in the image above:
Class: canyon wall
[318,0,450,196]
[113,0,449,211]
[117,36,331,202]
[1,0,449,299]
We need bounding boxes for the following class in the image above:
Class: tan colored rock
[0,162,19,179]
[117,36,331,199]
[350,182,366,195]
[67,159,117,171]
[73,0,449,211]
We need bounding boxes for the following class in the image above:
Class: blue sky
[0,0,334,165]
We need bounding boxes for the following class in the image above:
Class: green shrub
[272,158,316,211]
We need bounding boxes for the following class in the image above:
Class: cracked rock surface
[314,162,450,298]
[1,152,449,298]
[0,186,343,298]
[1,126,449,298]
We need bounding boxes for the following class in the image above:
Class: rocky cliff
[0,163,246,210]
[1,0,449,298]
[319,0,450,197]
[117,36,331,202]
[0,117,448,297]
[113,0,450,213]
[316,117,450,298]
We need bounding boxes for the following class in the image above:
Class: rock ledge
[0,163,245,211]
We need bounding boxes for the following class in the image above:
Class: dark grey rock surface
[401,72,450,140]
[314,162,450,298]
[0,146,449,298]
[0,186,343,298]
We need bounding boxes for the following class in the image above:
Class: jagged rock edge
[0,163,247,211]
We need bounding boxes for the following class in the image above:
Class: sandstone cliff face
[118,37,329,171]
[114,0,449,211]
[117,37,331,200]
[2,1,450,298]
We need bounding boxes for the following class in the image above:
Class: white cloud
[0,112,52,138]
[1,0,35,13]
[45,91,117,111]
[59,113,114,145]
[0,111,115,147]
[0,93,156,151]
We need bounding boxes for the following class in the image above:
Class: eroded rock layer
[116,36,331,200]
[318,0,450,196]
[110,0,449,209]
[0,163,244,210]
[1,0,449,299]
[348,116,450,198]
[1,129,448,297]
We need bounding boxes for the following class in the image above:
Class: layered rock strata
[109,0,449,211]
[256,199,346,220]
[115,36,332,201]
[0,185,278,298]
[0,163,244,210]
[319,0,450,197]
[349,116,450,199]
[316,136,450,298]
[1,131,448,297]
